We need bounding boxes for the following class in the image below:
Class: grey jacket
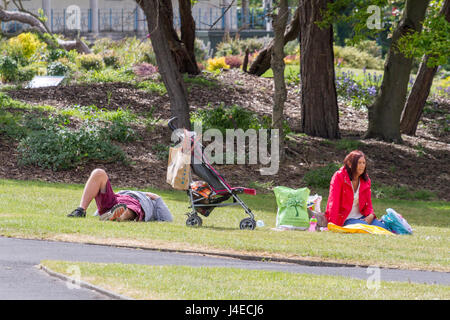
[117,190,173,222]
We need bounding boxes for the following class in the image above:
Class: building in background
[2,0,275,50]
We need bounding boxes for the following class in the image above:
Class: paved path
[0,236,448,299]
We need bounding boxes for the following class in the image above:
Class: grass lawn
[1,178,449,272]
[40,260,450,300]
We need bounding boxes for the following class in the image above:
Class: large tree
[137,0,191,129]
[271,0,289,160]
[400,0,450,135]
[365,0,430,142]
[298,0,340,139]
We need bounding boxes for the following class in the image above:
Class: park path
[0,236,448,299]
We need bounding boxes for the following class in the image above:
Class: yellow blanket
[328,222,393,235]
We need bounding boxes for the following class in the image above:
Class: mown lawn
[40,260,450,300]
[1,178,449,271]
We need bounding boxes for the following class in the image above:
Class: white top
[346,180,363,221]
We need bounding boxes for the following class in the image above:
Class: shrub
[133,62,158,79]
[17,119,126,171]
[102,51,121,68]
[6,32,47,64]
[224,55,243,69]
[215,37,269,57]
[47,61,70,76]
[334,46,384,70]
[0,56,19,82]
[303,163,341,189]
[191,104,263,134]
[194,38,212,62]
[77,53,105,71]
[206,57,230,72]
[47,48,68,62]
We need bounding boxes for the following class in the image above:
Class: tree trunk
[365,0,430,143]
[248,7,299,76]
[0,8,91,54]
[400,0,450,136]
[271,0,289,160]
[242,0,249,28]
[138,0,191,130]
[178,0,200,75]
[299,0,339,139]
[400,55,438,135]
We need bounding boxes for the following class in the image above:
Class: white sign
[27,76,65,88]
[66,5,81,30]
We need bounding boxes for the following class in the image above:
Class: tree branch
[0,8,91,54]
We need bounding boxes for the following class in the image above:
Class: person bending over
[325,150,389,230]
[67,168,173,222]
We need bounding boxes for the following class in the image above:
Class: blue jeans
[344,217,389,231]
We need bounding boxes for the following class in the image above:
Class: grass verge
[1,179,449,271]
[40,260,449,300]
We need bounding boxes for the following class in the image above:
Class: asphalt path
[0,236,448,299]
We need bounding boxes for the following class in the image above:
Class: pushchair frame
[168,117,257,230]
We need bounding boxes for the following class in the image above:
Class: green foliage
[4,32,47,65]
[47,61,70,76]
[0,56,19,82]
[372,184,436,201]
[76,53,105,71]
[396,0,450,68]
[334,45,384,70]
[102,51,121,68]
[47,48,69,62]
[303,163,341,189]
[191,104,266,134]
[215,37,270,57]
[17,117,126,171]
[333,139,363,153]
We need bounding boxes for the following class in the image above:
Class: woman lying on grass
[67,168,173,222]
[325,150,389,230]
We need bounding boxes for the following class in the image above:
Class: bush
[206,57,230,72]
[47,61,70,76]
[215,37,269,57]
[224,55,243,69]
[191,104,264,134]
[133,62,158,79]
[334,45,384,70]
[0,56,19,82]
[77,53,105,71]
[6,32,47,65]
[17,119,126,171]
[47,48,68,62]
[102,51,121,68]
[303,163,341,189]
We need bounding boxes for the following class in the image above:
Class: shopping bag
[381,208,413,235]
[274,186,310,229]
[166,141,191,190]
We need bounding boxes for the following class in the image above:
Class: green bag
[274,186,310,229]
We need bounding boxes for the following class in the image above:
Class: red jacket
[325,166,375,226]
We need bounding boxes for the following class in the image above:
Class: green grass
[1,179,449,271]
[40,260,450,300]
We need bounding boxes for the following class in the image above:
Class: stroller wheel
[239,217,256,230]
[186,214,203,228]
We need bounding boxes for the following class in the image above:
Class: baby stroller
[168,117,257,230]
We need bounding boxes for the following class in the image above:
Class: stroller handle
[168,117,178,132]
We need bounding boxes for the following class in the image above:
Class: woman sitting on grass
[325,150,389,230]
[67,168,173,222]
